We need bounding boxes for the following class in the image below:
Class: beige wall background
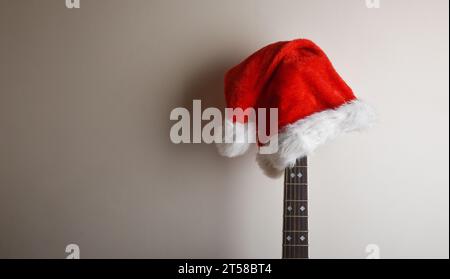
[0,0,448,259]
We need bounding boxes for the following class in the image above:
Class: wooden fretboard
[282,157,308,259]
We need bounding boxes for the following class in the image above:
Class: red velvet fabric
[224,39,357,129]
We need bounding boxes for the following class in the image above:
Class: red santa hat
[217,39,376,177]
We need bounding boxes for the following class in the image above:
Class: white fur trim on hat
[257,100,376,178]
[216,119,256,158]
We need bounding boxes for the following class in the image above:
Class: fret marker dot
[290,173,295,178]
[297,173,303,178]
[286,236,292,241]
[300,206,306,212]
[287,206,293,212]
[300,236,306,242]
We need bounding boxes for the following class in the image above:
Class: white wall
[0,0,448,258]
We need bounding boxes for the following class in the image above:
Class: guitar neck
[282,157,308,259]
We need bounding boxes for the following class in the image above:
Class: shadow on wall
[153,55,254,258]
[167,56,231,164]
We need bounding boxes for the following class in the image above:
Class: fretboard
[282,157,308,259]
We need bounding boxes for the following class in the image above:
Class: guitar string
[290,164,293,259]
[289,162,297,258]
[293,163,295,259]
[298,158,301,259]
[296,159,299,259]
[288,164,292,259]
[298,158,306,259]
[288,165,291,259]
[306,157,308,259]
[298,158,301,257]
[302,157,305,259]
[285,169,291,258]
[294,159,297,259]
[298,157,301,259]
[293,162,296,259]
[304,157,307,259]
[287,164,290,259]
